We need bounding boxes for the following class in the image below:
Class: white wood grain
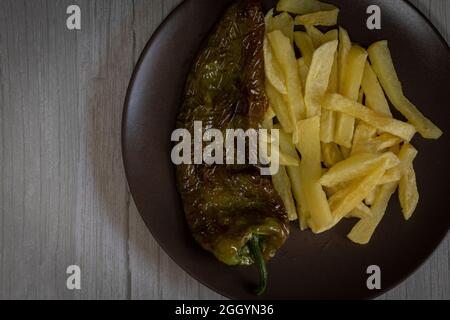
[0,0,135,299]
[71,0,135,300]
[0,0,78,299]
[0,0,448,300]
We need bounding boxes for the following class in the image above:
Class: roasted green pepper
[176,0,289,295]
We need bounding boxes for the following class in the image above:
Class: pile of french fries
[264,0,443,244]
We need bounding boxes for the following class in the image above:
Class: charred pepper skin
[176,0,289,267]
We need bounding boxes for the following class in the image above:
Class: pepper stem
[248,235,267,295]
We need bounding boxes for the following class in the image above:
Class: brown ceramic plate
[122,0,450,299]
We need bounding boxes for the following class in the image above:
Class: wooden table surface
[0,0,448,300]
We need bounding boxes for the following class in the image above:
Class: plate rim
[122,0,450,300]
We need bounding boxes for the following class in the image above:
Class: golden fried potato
[295,9,339,26]
[347,203,373,219]
[351,123,377,155]
[265,81,295,133]
[268,31,306,120]
[305,40,338,117]
[264,38,288,95]
[321,51,339,143]
[265,9,295,43]
[320,152,399,188]
[337,27,351,93]
[321,29,339,45]
[305,25,324,48]
[399,164,419,221]
[329,157,394,225]
[272,166,298,221]
[278,128,310,229]
[262,105,276,130]
[294,32,315,66]
[335,45,368,148]
[361,62,392,117]
[277,0,337,15]
[323,93,417,141]
[321,142,344,168]
[364,188,377,206]
[348,182,398,244]
[368,41,442,139]
[296,117,334,233]
[297,58,309,92]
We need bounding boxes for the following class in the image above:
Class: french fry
[296,117,334,233]
[321,110,336,143]
[358,88,364,104]
[380,143,418,184]
[371,133,402,152]
[321,53,339,143]
[340,146,351,159]
[335,27,351,148]
[264,106,276,121]
[320,152,399,188]
[265,81,295,133]
[277,0,337,15]
[323,93,417,141]
[306,41,338,141]
[361,62,392,117]
[347,203,373,219]
[378,170,401,185]
[324,180,349,198]
[305,25,323,48]
[394,143,419,174]
[390,143,401,155]
[280,153,300,167]
[268,31,306,121]
[329,157,392,224]
[259,130,296,169]
[261,2,437,246]
[322,142,344,168]
[306,26,338,49]
[348,182,398,244]
[297,58,309,92]
[368,41,442,139]
[353,130,400,155]
[265,9,295,43]
[272,166,298,221]
[365,188,377,206]
[328,51,339,93]
[305,40,338,117]
[326,180,349,200]
[264,38,288,95]
[262,106,276,129]
[294,32,315,66]
[321,29,339,45]
[351,122,377,155]
[399,164,419,220]
[335,45,368,148]
[278,128,310,229]
[268,146,300,167]
[295,9,339,26]
[387,143,419,220]
[338,27,351,93]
